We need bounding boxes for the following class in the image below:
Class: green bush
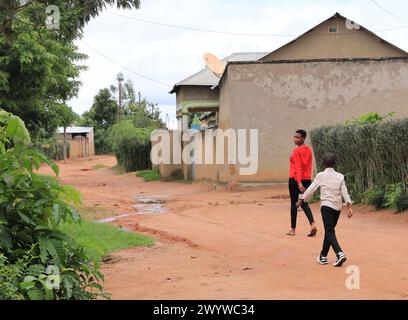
[345,112,394,125]
[384,183,408,212]
[94,128,112,155]
[136,170,161,182]
[310,117,408,206]
[110,120,152,172]
[363,185,387,209]
[0,110,107,300]
[0,254,26,300]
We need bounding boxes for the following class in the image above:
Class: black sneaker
[333,252,347,267]
[316,254,328,265]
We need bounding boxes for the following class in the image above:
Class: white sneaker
[333,252,347,267]
[317,254,328,265]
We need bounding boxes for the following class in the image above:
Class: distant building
[165,12,408,183]
[56,127,95,159]
[170,52,268,129]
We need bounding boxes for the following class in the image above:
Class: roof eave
[169,83,217,94]
[260,12,408,62]
[169,85,178,94]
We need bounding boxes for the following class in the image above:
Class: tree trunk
[63,127,67,162]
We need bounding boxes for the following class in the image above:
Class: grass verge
[74,206,115,221]
[136,170,161,182]
[60,221,154,263]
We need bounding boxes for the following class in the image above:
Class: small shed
[56,127,95,159]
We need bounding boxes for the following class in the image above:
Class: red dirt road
[43,156,408,299]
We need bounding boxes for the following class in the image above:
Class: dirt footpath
[43,155,408,299]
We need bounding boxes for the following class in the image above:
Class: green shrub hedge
[94,128,112,155]
[109,120,152,172]
[310,118,408,211]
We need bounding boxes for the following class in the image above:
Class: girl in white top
[297,152,353,267]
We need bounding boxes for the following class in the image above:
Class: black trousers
[288,178,315,229]
[321,206,343,256]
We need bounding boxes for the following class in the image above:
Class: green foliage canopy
[0,0,140,139]
[0,109,107,299]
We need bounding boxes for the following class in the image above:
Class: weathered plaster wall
[217,59,408,182]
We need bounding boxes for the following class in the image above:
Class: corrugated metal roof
[57,126,93,134]
[170,52,268,93]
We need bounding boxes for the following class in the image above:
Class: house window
[328,26,338,33]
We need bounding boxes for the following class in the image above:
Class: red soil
[41,155,408,300]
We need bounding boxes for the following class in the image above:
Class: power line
[79,40,171,88]
[375,24,408,31]
[106,11,298,37]
[10,17,171,89]
[107,10,408,37]
[370,0,408,24]
[13,9,408,37]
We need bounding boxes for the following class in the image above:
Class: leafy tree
[81,88,117,154]
[55,104,78,129]
[127,97,164,129]
[111,73,164,128]
[0,0,140,139]
[110,73,137,117]
[82,75,164,154]
[82,89,117,130]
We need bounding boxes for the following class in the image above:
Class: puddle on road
[132,195,167,215]
[97,195,167,223]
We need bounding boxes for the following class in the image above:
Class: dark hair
[296,129,307,138]
[322,152,337,168]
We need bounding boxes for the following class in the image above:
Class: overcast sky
[69,0,408,128]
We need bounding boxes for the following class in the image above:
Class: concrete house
[170,52,268,129]
[166,13,408,183]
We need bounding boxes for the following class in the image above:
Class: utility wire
[11,16,171,88]
[107,10,408,37]
[107,11,298,37]
[370,0,408,24]
[79,40,171,88]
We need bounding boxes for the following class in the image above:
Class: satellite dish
[203,53,225,78]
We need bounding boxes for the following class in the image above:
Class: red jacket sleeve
[293,148,303,184]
